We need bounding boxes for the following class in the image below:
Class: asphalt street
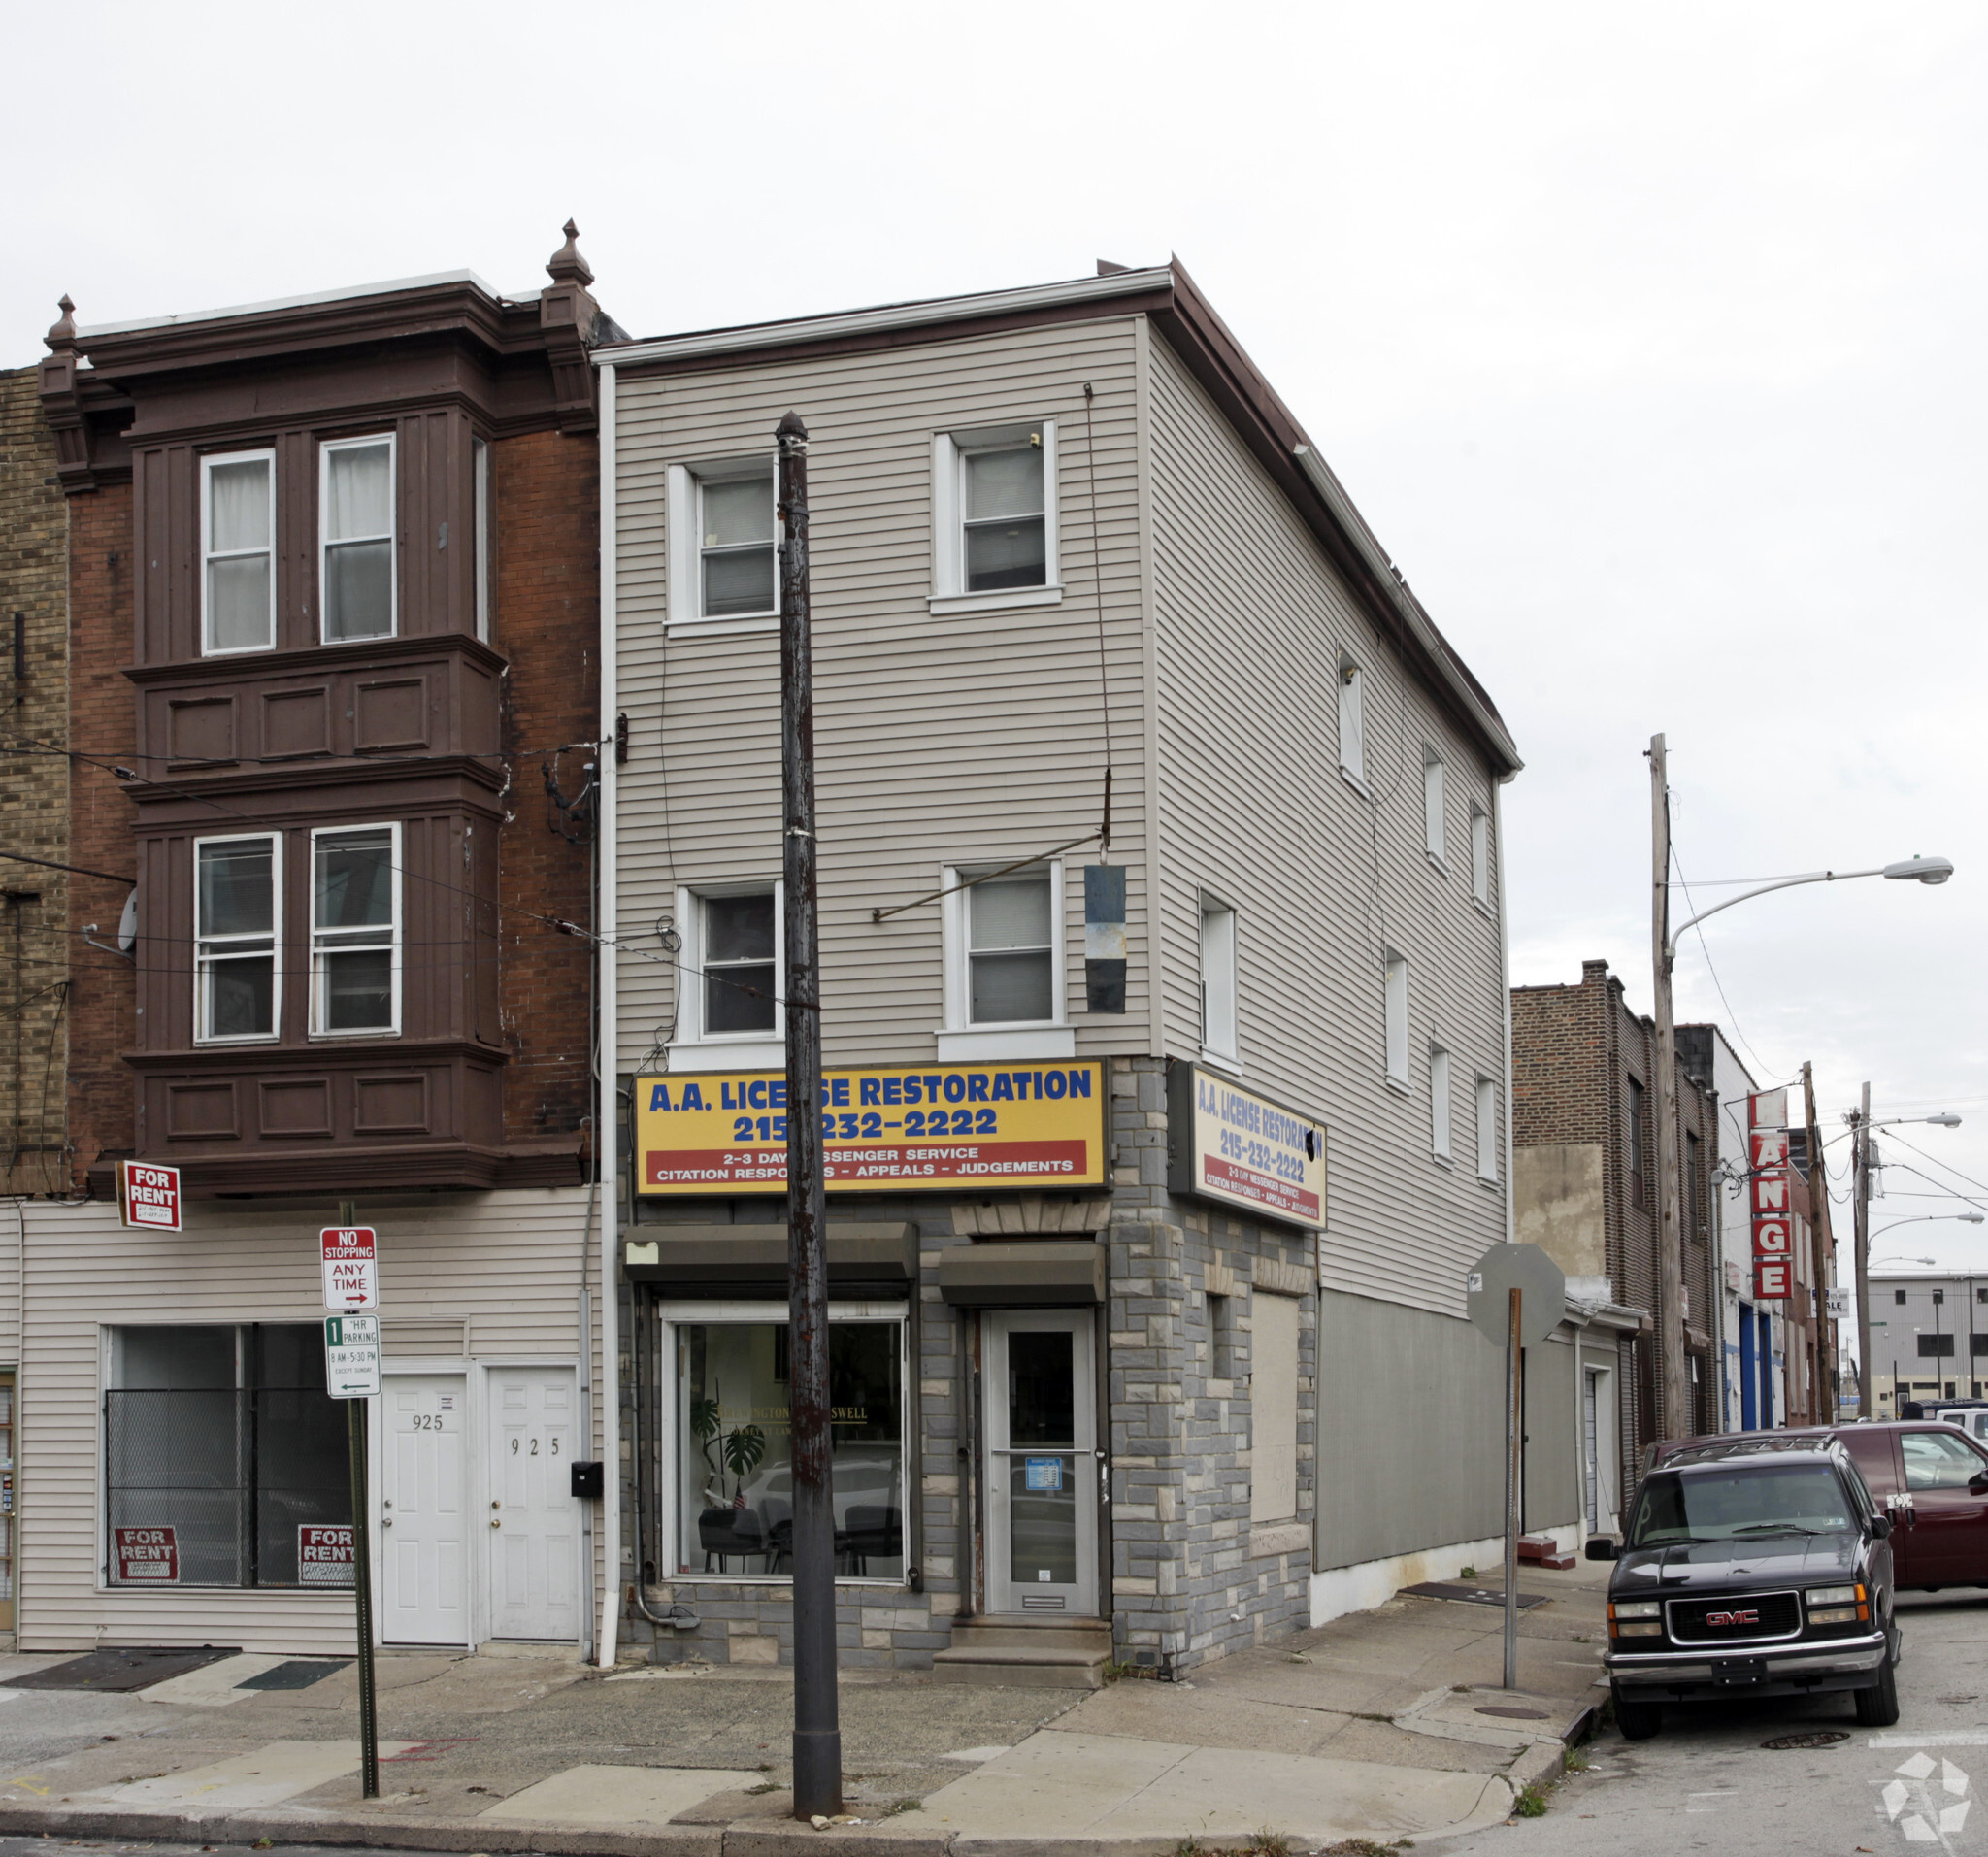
[1446,1587,1988,1855]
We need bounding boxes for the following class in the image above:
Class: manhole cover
[1476,1706,1551,1720]
[1761,1730,1850,1750]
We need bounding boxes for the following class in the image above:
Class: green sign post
[325,1244,382,1798]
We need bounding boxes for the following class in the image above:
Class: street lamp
[1648,726,1953,1438]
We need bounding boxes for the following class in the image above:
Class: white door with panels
[983,1311,1098,1616]
[488,1368,580,1640]
[381,1375,469,1644]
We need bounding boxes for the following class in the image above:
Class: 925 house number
[510,1435,561,1456]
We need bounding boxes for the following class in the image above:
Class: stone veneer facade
[615,1054,1317,1674]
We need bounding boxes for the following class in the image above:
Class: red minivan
[1647,1422,1988,1591]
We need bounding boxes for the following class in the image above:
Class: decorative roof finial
[547,220,594,288]
[46,294,77,352]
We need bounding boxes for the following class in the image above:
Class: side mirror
[1871,1514,1893,1541]
[1970,1474,1988,1497]
[1583,1537,1618,1562]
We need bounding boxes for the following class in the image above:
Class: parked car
[1648,1420,1988,1592]
[1923,1405,1988,1445]
[1589,1437,1900,1740]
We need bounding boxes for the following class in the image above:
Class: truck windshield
[1630,1464,1854,1545]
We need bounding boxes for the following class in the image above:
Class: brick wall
[0,368,71,1194]
[62,482,137,1191]
[491,429,598,1151]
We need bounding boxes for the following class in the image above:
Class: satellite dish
[117,887,138,954]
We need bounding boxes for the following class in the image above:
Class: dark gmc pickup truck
[1590,1437,1900,1740]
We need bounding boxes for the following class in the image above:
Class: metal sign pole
[348,1393,379,1797]
[1504,1285,1521,1690]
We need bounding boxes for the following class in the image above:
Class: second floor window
[1338,657,1365,785]
[1430,1045,1452,1158]
[1199,899,1238,1061]
[321,437,395,643]
[312,825,399,1035]
[1423,751,1445,862]
[1628,1076,1647,1205]
[1383,950,1408,1084]
[969,873,1055,1025]
[202,451,275,655]
[196,835,280,1042]
[1471,805,1491,906]
[702,891,779,1036]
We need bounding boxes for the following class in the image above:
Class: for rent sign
[1168,1064,1326,1229]
[635,1062,1107,1196]
[113,1526,179,1582]
[298,1524,355,1584]
[117,1160,182,1231]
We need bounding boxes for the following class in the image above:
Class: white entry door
[984,1311,1098,1616]
[488,1369,580,1641]
[381,1375,468,1644]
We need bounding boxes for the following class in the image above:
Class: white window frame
[200,448,277,658]
[318,434,398,645]
[666,881,784,1069]
[1475,1075,1499,1180]
[666,457,779,635]
[937,858,1074,1061]
[472,436,492,644]
[308,820,402,1040]
[1471,804,1492,909]
[1199,896,1239,1068]
[652,1300,911,1588]
[193,831,282,1045]
[1423,749,1445,866]
[1338,655,1366,787]
[1430,1044,1452,1160]
[931,419,1061,614]
[1383,950,1408,1088]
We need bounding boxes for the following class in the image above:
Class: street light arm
[1668,868,1885,960]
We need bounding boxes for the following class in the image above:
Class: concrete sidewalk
[0,1562,1607,1853]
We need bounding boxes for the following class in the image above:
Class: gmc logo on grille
[1706,1609,1760,1628]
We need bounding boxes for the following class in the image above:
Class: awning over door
[938,1240,1106,1307]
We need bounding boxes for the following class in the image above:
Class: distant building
[1870,1271,1988,1414]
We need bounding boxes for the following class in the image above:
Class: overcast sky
[10,2,1985,1269]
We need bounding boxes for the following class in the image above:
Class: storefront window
[675,1317,904,1580]
[106,1324,350,1588]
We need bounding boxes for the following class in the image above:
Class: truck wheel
[1854,1646,1901,1728]
[1612,1685,1662,1741]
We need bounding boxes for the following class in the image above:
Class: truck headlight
[1608,1601,1662,1638]
[1806,1582,1868,1625]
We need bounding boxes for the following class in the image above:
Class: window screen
[969,875,1053,1024]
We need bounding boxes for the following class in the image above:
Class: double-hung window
[701,889,779,1037]
[473,436,493,643]
[967,871,1056,1025]
[1382,951,1408,1085]
[1430,1045,1452,1159]
[195,835,280,1042]
[1475,1076,1499,1180]
[1423,750,1445,863]
[201,450,276,656]
[933,422,1058,605]
[311,825,399,1036]
[1338,657,1366,785]
[320,436,396,643]
[1199,899,1238,1063]
[667,462,778,626]
[1471,805,1492,907]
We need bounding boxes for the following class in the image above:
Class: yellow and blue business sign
[635,1060,1108,1196]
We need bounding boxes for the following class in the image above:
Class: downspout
[595,361,622,1670]
[1495,774,1516,1242]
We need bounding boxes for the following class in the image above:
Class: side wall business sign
[1167,1063,1326,1230]
[635,1061,1108,1196]
[1750,1087,1792,1302]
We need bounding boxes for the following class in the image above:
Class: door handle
[491,1519,502,1529]
[382,1518,393,1528]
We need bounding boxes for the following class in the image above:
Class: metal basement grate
[1762,1730,1850,1750]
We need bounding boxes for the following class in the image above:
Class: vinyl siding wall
[610,318,1153,1072]
[17,1188,596,1653]
[1144,336,1508,1318]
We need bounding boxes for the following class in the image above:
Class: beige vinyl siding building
[599,262,1525,1675]
[14,1190,597,1655]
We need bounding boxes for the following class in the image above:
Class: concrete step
[947,1616,1111,1655]
[930,1644,1108,1690]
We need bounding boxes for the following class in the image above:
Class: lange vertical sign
[1750,1088,1791,1301]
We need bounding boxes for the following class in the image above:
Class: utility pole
[1853,1081,1872,1421]
[1649,735,1688,1436]
[778,411,841,1820]
[1801,1062,1833,1424]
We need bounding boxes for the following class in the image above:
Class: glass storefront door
[984,1310,1097,1615]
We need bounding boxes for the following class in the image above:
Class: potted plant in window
[692,1392,768,1569]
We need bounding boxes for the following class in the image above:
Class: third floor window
[202,450,276,655]
[321,437,396,642]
